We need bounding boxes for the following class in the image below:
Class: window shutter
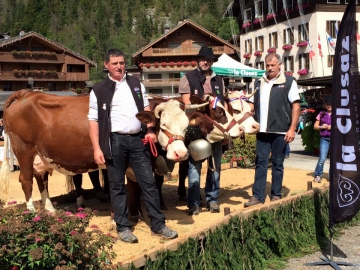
[283,29,286,43]
[306,54,310,70]
[290,56,294,71]
[298,55,302,70]
[275,33,278,47]
[291,27,294,44]
[260,36,264,50]
[298,25,301,42]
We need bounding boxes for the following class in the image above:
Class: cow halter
[227,95,252,125]
[207,98,237,136]
[160,128,185,150]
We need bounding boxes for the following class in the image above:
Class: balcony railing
[0,52,65,63]
[0,71,66,80]
[142,78,181,88]
[142,65,195,71]
[143,46,226,56]
[66,72,89,81]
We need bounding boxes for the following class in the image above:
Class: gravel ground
[283,225,360,270]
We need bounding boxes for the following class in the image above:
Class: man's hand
[284,129,296,143]
[94,148,105,165]
[145,131,157,143]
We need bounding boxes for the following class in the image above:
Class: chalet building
[0,31,96,92]
[225,0,360,90]
[132,20,240,96]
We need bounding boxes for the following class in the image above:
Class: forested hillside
[0,0,238,80]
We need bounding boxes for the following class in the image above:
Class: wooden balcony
[66,72,89,81]
[0,52,65,63]
[142,65,195,72]
[142,46,227,57]
[142,79,180,88]
[0,71,66,81]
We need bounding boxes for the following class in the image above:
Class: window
[14,45,26,51]
[48,83,56,91]
[283,55,294,71]
[31,46,46,52]
[298,23,309,42]
[192,42,205,48]
[245,39,253,53]
[149,89,162,94]
[269,32,278,48]
[255,36,264,51]
[4,83,12,91]
[327,0,340,3]
[244,8,252,22]
[248,63,253,67]
[345,0,358,3]
[67,64,85,72]
[283,0,292,9]
[256,61,264,70]
[326,20,341,38]
[299,53,309,70]
[254,0,263,18]
[268,0,277,13]
[327,55,335,67]
[283,27,294,44]
[176,31,182,38]
[191,31,197,37]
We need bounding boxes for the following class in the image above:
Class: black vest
[92,75,145,159]
[253,75,294,132]
[185,69,225,105]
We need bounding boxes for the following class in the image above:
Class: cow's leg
[102,169,110,195]
[88,170,108,201]
[73,174,85,208]
[154,173,167,210]
[18,157,37,212]
[178,161,188,201]
[34,172,56,212]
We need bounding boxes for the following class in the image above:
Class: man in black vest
[244,53,300,207]
[179,46,225,215]
[88,48,178,243]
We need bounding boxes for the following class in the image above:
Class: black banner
[330,0,360,224]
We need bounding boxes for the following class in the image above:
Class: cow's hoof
[160,204,168,210]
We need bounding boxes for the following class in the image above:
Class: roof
[0,91,77,111]
[0,32,97,67]
[132,19,239,58]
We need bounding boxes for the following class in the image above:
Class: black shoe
[118,229,138,243]
[187,205,200,215]
[206,201,220,213]
[152,226,178,239]
[244,196,262,207]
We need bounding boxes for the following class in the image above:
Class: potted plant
[253,17,263,25]
[285,71,293,76]
[154,62,159,68]
[297,40,308,47]
[145,63,151,68]
[138,63,143,68]
[267,47,276,53]
[298,69,309,75]
[301,110,321,153]
[242,20,251,28]
[176,61,182,67]
[169,61,175,67]
[254,50,262,57]
[161,62,167,67]
[183,61,189,67]
[282,44,293,51]
[243,53,251,59]
[267,13,277,20]
[190,61,197,67]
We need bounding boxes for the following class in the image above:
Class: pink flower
[65,211,72,216]
[267,47,277,53]
[32,216,41,222]
[297,41,308,47]
[7,200,17,206]
[92,210,98,213]
[77,207,84,211]
[22,210,30,214]
[70,231,78,235]
[57,218,64,223]
[90,224,99,229]
[52,201,58,206]
[297,69,309,75]
[75,212,88,219]
[35,237,41,242]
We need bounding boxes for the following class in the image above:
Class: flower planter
[176,61,182,67]
[254,51,262,57]
[242,21,251,28]
[282,44,293,51]
[267,47,276,53]
[139,63,143,68]
[145,63,151,68]
[285,71,293,76]
[183,61,189,67]
[298,69,309,75]
[297,41,308,47]
[190,61,197,67]
[154,62,159,68]
[169,62,175,67]
[243,53,251,59]
[253,18,263,25]
[267,13,277,20]
[161,62,167,67]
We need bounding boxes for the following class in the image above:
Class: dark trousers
[252,133,287,203]
[106,132,165,232]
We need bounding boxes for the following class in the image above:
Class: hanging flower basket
[285,71,293,76]
[169,61,175,67]
[297,41,308,47]
[297,69,309,75]
[282,44,293,50]
[183,61,189,67]
[267,13,277,20]
[176,61,182,67]
[267,47,277,53]
[242,21,251,29]
[145,63,151,68]
[161,62,167,67]
[254,51,262,57]
[190,61,197,67]
[243,53,251,59]
[253,17,263,25]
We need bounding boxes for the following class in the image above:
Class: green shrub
[0,206,116,269]
[222,135,256,167]
[301,110,321,152]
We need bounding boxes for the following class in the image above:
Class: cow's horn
[245,89,257,99]
[184,102,209,109]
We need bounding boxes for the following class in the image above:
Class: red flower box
[267,13,277,20]
[297,69,309,75]
[243,53,251,59]
[161,62,167,67]
[138,63,143,68]
[183,61,189,67]
[297,41,308,47]
[154,62,159,67]
[267,47,276,53]
[242,21,251,28]
[169,61,175,67]
[282,44,293,50]
[285,71,293,76]
[176,61,182,67]
[253,17,263,24]
[254,51,262,57]
[145,63,151,68]
[190,61,197,67]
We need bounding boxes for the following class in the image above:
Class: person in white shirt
[88,48,178,243]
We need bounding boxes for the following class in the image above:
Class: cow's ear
[136,111,156,124]
[189,94,203,104]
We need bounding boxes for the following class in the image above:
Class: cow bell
[188,139,212,161]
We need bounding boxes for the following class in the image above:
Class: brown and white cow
[0,90,190,212]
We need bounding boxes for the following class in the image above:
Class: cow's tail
[65,175,75,194]
[0,133,11,203]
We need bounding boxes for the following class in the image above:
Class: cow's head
[226,90,260,134]
[137,99,189,161]
[189,94,243,143]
